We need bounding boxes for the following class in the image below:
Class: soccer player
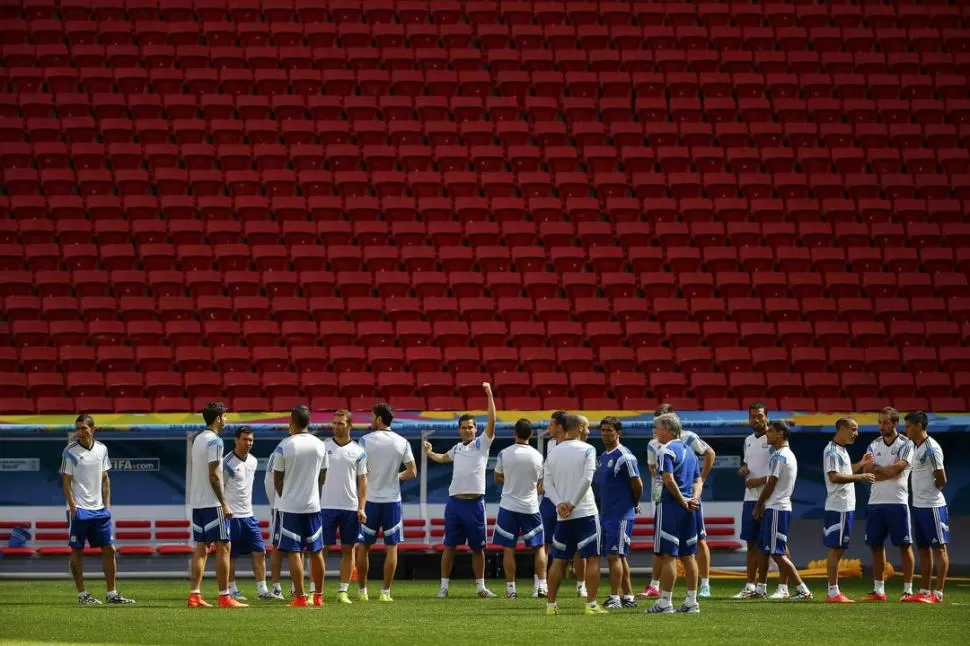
[640,408,665,599]
[578,414,591,441]
[263,433,286,600]
[646,413,701,614]
[187,402,245,608]
[320,409,368,604]
[904,411,949,604]
[596,416,642,610]
[862,406,916,601]
[272,405,328,607]
[60,414,134,606]
[822,417,874,603]
[543,414,605,616]
[357,402,417,602]
[426,382,497,599]
[733,402,777,600]
[753,421,813,601]
[492,418,546,599]
[223,426,275,601]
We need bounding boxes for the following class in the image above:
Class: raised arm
[483,382,496,441]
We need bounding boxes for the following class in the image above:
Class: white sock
[189,589,200,595]
[228,581,237,593]
[756,582,767,594]
[797,583,810,594]
[219,589,229,596]
[659,590,672,607]
[700,578,709,588]
[874,580,885,594]
[828,584,840,597]
[547,601,557,609]
[256,580,268,594]
[744,582,755,591]
[381,588,391,595]
[309,582,316,594]
[359,586,368,595]
[903,582,913,595]
[586,600,598,608]
[686,590,697,605]
[338,583,349,593]
[533,574,539,585]
[608,594,620,602]
[622,595,635,602]
[920,588,931,596]
[933,590,943,600]
[506,581,516,593]
[440,578,450,589]
[78,590,87,597]
[777,584,789,594]
[650,579,660,589]
[475,578,486,592]
[538,578,547,589]
[106,590,117,597]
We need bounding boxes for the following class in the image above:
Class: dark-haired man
[224,426,273,601]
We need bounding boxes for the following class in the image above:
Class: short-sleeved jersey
[911,437,946,508]
[359,430,414,503]
[264,438,287,509]
[865,434,913,505]
[495,443,543,514]
[189,430,224,509]
[61,441,110,510]
[596,445,640,519]
[320,438,367,511]
[446,432,494,497]
[223,452,257,518]
[646,438,661,470]
[658,439,700,500]
[823,441,855,512]
[681,430,711,459]
[542,437,559,501]
[273,433,328,514]
[765,446,797,511]
[743,432,772,502]
[543,439,598,520]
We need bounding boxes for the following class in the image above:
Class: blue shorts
[822,510,854,549]
[273,511,324,553]
[551,515,600,560]
[229,516,265,557]
[360,501,403,546]
[695,505,707,541]
[540,497,558,545]
[67,508,113,549]
[600,515,634,557]
[740,501,760,542]
[492,507,544,549]
[759,508,791,555]
[192,506,230,544]
[443,496,487,550]
[865,504,913,547]
[913,506,950,548]
[322,509,361,546]
[654,500,697,557]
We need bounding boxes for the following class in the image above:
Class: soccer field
[0,579,967,646]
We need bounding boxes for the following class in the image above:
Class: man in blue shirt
[647,413,702,614]
[596,416,643,610]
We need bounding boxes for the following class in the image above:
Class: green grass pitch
[1,579,967,646]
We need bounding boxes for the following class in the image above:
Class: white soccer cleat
[769,589,790,600]
[78,592,103,606]
[436,587,448,599]
[477,588,497,599]
[676,603,701,614]
[258,590,285,601]
[698,582,711,598]
[604,597,623,609]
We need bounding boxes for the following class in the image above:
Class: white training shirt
[447,432,494,497]
[495,443,543,514]
[823,441,856,513]
[865,434,913,506]
[60,440,110,510]
[646,438,663,502]
[543,439,598,520]
[542,437,559,502]
[320,438,367,512]
[223,452,257,518]
[911,437,946,509]
[682,430,711,459]
[359,430,415,504]
[743,432,772,502]
[264,438,287,509]
[189,429,224,509]
[273,432,328,514]
[765,446,797,511]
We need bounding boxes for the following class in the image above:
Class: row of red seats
[5,343,969,377]
[3,368,970,401]
[1,266,968,301]
[2,393,968,417]
[3,1,965,31]
[4,317,969,351]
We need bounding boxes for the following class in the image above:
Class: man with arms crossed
[426,382,498,599]
[753,421,813,601]
[223,426,275,601]
[822,417,874,603]
[492,418,546,599]
[543,414,606,615]
[273,405,328,607]
[187,402,245,608]
[862,406,916,601]
[357,402,417,601]
[904,411,949,604]
[596,416,642,609]
[321,409,368,604]
[61,414,134,606]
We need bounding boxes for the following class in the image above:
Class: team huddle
[60,397,950,612]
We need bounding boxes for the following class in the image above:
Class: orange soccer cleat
[187,593,212,608]
[825,593,855,604]
[863,591,888,602]
[218,594,249,608]
[900,593,933,604]
[312,593,324,607]
[290,595,308,607]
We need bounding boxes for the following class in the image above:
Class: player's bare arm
[494,471,505,485]
[356,474,367,524]
[62,473,76,516]
[630,475,644,506]
[102,472,111,510]
[399,460,417,481]
[701,447,715,483]
[208,460,232,518]
[933,467,947,489]
[753,475,778,520]
[273,469,285,497]
[422,441,453,465]
[868,459,909,481]
[689,476,703,512]
[827,468,875,485]
[318,467,327,488]
[483,382,496,440]
[745,476,768,489]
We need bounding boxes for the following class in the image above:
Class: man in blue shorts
[425,382,497,599]
[61,414,134,606]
